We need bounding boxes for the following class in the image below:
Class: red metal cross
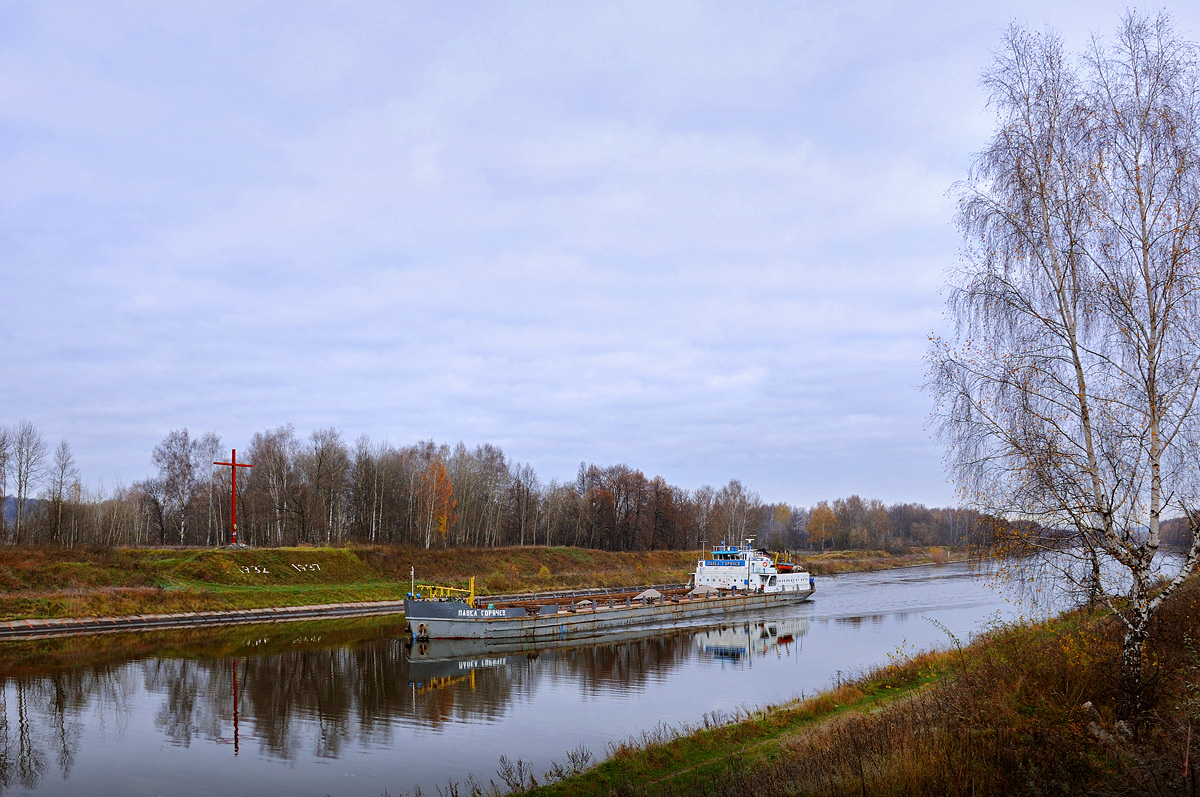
[214,449,253,546]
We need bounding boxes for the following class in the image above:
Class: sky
[4,1,1199,507]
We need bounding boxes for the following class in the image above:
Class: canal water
[0,562,1039,796]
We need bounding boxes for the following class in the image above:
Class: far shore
[0,545,966,623]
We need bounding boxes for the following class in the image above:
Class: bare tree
[0,424,10,540]
[301,427,349,545]
[196,432,221,547]
[246,425,299,546]
[11,420,48,544]
[152,428,202,545]
[929,13,1200,719]
[46,439,78,546]
[715,479,760,544]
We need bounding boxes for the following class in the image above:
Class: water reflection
[0,615,795,793]
[0,562,1025,796]
[693,618,810,662]
[0,666,132,792]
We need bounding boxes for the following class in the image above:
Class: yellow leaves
[421,461,457,538]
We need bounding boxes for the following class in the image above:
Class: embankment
[0,546,699,621]
[0,545,964,622]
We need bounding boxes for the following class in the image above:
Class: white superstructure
[693,539,812,594]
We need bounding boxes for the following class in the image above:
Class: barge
[405,540,814,641]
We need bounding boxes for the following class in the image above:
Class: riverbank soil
[0,545,963,621]
[529,576,1200,796]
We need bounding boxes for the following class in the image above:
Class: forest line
[0,419,1003,551]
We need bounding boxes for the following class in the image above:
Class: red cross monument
[214,449,253,546]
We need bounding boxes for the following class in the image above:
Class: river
[0,562,1037,796]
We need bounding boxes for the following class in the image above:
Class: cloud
[4,0,1195,505]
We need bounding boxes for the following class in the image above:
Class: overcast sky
[4,1,1198,507]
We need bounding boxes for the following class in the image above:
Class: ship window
[769,576,777,586]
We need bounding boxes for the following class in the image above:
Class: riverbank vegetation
[928,9,1200,728]
[0,545,703,620]
[0,420,1014,555]
[503,574,1200,797]
[0,544,962,621]
[800,547,964,574]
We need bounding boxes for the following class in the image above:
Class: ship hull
[405,588,815,641]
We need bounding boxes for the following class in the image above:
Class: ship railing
[478,582,688,606]
[423,576,475,606]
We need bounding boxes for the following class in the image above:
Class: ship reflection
[408,614,813,688]
[694,618,811,662]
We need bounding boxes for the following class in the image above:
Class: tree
[715,479,759,544]
[832,495,866,549]
[152,429,203,545]
[508,462,540,547]
[246,425,300,546]
[807,501,835,550]
[928,13,1200,719]
[420,460,456,548]
[46,439,78,546]
[0,425,9,540]
[301,428,349,545]
[196,432,221,547]
[11,419,48,544]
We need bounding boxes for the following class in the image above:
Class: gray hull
[405,589,815,641]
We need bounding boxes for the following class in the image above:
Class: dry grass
[358,546,700,594]
[0,545,704,620]
[0,545,966,621]
[525,576,1200,797]
[802,547,963,574]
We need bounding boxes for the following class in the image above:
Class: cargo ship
[405,540,814,641]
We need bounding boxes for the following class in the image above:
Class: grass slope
[0,546,702,621]
[0,545,964,622]
[521,577,1200,797]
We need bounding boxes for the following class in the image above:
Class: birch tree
[46,439,78,546]
[0,425,10,541]
[929,13,1200,719]
[12,420,48,544]
[152,429,202,545]
[196,432,221,547]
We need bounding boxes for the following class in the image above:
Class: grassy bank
[0,546,700,621]
[801,546,966,574]
[516,577,1200,797]
[0,545,964,621]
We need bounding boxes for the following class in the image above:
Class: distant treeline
[0,420,1003,551]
